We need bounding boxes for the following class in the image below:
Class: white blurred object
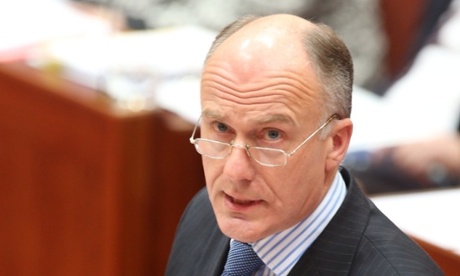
[438,0,460,51]
[371,188,460,255]
[0,0,114,62]
[350,46,460,152]
[350,2,460,151]
[36,26,216,113]
[383,45,460,136]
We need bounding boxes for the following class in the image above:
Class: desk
[371,188,460,274]
[0,63,205,275]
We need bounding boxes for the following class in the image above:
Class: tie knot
[222,240,264,276]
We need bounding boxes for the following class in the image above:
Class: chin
[216,216,265,243]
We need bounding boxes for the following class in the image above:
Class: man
[166,14,442,275]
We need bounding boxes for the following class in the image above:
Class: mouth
[224,193,262,209]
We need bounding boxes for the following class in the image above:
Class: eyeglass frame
[189,114,339,167]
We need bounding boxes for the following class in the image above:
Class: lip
[224,193,263,211]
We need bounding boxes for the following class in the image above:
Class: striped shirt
[250,172,347,276]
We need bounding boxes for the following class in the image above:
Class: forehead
[200,72,321,134]
[201,51,321,126]
[200,16,322,125]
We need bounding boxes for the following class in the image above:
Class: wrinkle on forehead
[201,63,317,111]
[201,63,313,94]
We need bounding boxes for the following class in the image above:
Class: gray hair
[303,23,353,121]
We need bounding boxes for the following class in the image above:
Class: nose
[222,143,256,182]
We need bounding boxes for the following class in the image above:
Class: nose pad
[227,144,253,165]
[223,143,256,181]
[230,144,251,158]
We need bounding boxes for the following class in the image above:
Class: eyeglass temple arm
[189,117,201,144]
[287,114,339,157]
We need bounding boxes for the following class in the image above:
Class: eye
[215,122,229,133]
[265,129,281,140]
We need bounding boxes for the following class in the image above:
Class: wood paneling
[0,63,205,275]
[413,237,460,276]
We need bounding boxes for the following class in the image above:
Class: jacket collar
[288,167,371,275]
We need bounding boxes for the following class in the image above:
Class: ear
[325,118,353,172]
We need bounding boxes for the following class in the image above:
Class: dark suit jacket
[166,167,443,275]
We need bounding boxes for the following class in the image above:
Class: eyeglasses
[189,114,338,167]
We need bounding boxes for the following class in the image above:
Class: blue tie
[222,240,264,276]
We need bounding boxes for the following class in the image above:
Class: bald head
[203,14,354,119]
[206,14,312,66]
[205,15,313,88]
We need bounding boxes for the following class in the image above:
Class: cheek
[259,171,317,234]
[262,167,307,207]
[273,153,325,201]
[202,159,223,188]
[271,169,309,201]
[269,167,325,223]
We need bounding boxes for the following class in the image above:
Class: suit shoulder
[351,207,443,275]
[166,188,227,276]
[178,187,215,231]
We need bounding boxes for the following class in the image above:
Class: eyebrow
[254,114,294,125]
[201,109,294,126]
[201,109,224,120]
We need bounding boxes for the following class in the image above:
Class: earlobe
[326,119,353,172]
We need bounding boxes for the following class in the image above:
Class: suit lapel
[194,228,229,276]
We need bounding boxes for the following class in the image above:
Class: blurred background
[1,0,459,275]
